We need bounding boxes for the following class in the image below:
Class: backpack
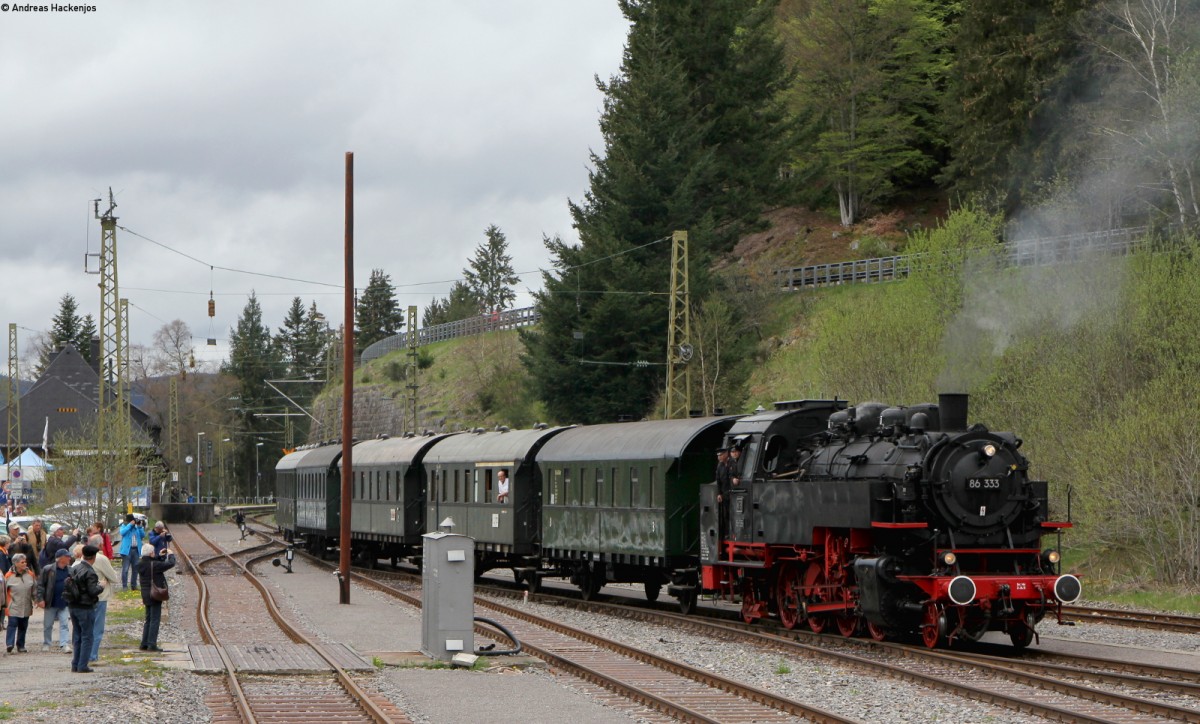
[63,570,81,605]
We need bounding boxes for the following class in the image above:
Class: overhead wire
[118,224,670,298]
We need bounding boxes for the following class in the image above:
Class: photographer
[148,522,172,551]
[117,515,146,591]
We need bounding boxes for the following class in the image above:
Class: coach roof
[422,426,570,466]
[537,416,740,463]
[351,433,457,467]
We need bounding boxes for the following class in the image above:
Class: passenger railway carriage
[423,425,570,576]
[535,415,737,606]
[348,433,454,566]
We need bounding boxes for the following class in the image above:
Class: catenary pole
[340,152,354,604]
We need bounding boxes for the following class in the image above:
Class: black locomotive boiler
[699,393,1079,647]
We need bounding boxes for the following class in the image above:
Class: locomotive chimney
[939,392,968,432]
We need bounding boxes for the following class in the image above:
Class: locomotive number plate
[967,478,1001,489]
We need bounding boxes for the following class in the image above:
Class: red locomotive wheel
[836,614,860,638]
[776,564,802,630]
[741,581,761,624]
[866,621,888,642]
[921,603,947,649]
[803,562,828,634]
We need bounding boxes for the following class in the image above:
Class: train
[274,392,1079,648]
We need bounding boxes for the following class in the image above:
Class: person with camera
[117,515,146,590]
[148,522,172,551]
[137,542,175,652]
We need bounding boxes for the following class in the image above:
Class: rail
[361,226,1152,361]
[182,524,397,724]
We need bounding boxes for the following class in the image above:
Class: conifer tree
[224,293,283,492]
[939,0,1092,210]
[523,0,789,423]
[423,282,482,327]
[463,225,519,315]
[354,269,404,352]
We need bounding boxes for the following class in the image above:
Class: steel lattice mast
[90,189,133,512]
[7,324,21,480]
[665,230,693,419]
[405,305,419,433]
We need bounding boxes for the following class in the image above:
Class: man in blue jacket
[117,515,145,590]
[149,522,172,551]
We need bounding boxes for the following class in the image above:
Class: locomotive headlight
[939,551,957,567]
[1042,549,1061,565]
[981,443,997,458]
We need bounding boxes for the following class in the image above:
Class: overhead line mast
[7,324,21,480]
[665,230,693,419]
[89,189,134,512]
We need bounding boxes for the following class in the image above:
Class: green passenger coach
[535,415,739,605]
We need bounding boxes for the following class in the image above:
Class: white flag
[43,416,49,455]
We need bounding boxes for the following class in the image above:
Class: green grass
[0,703,14,720]
[1085,588,1200,614]
[114,588,143,602]
[775,661,792,675]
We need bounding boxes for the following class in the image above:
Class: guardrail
[362,226,1152,362]
[772,226,1148,289]
[361,305,541,363]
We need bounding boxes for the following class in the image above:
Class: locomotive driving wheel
[741,579,762,624]
[866,621,889,642]
[836,612,860,638]
[802,562,828,634]
[776,564,802,630]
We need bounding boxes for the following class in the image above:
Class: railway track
[243,523,855,723]
[246,520,1200,722]
[174,525,407,724]
[1063,605,1200,634]
[492,588,1200,724]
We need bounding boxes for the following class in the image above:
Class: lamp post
[255,441,264,503]
[196,431,206,502]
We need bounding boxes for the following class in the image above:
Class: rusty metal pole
[340,151,354,605]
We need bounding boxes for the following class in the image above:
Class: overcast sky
[0,1,629,372]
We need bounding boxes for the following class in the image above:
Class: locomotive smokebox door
[421,531,475,662]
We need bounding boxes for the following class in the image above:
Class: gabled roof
[0,343,158,451]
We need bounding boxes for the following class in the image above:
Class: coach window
[587,468,600,506]
[650,466,660,508]
[618,467,634,507]
[483,468,494,503]
[566,467,578,506]
[610,467,619,507]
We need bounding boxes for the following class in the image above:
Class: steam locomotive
[276,392,1078,648]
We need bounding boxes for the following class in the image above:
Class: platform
[188,642,374,673]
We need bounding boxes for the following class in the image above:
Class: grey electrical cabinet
[421,532,475,661]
